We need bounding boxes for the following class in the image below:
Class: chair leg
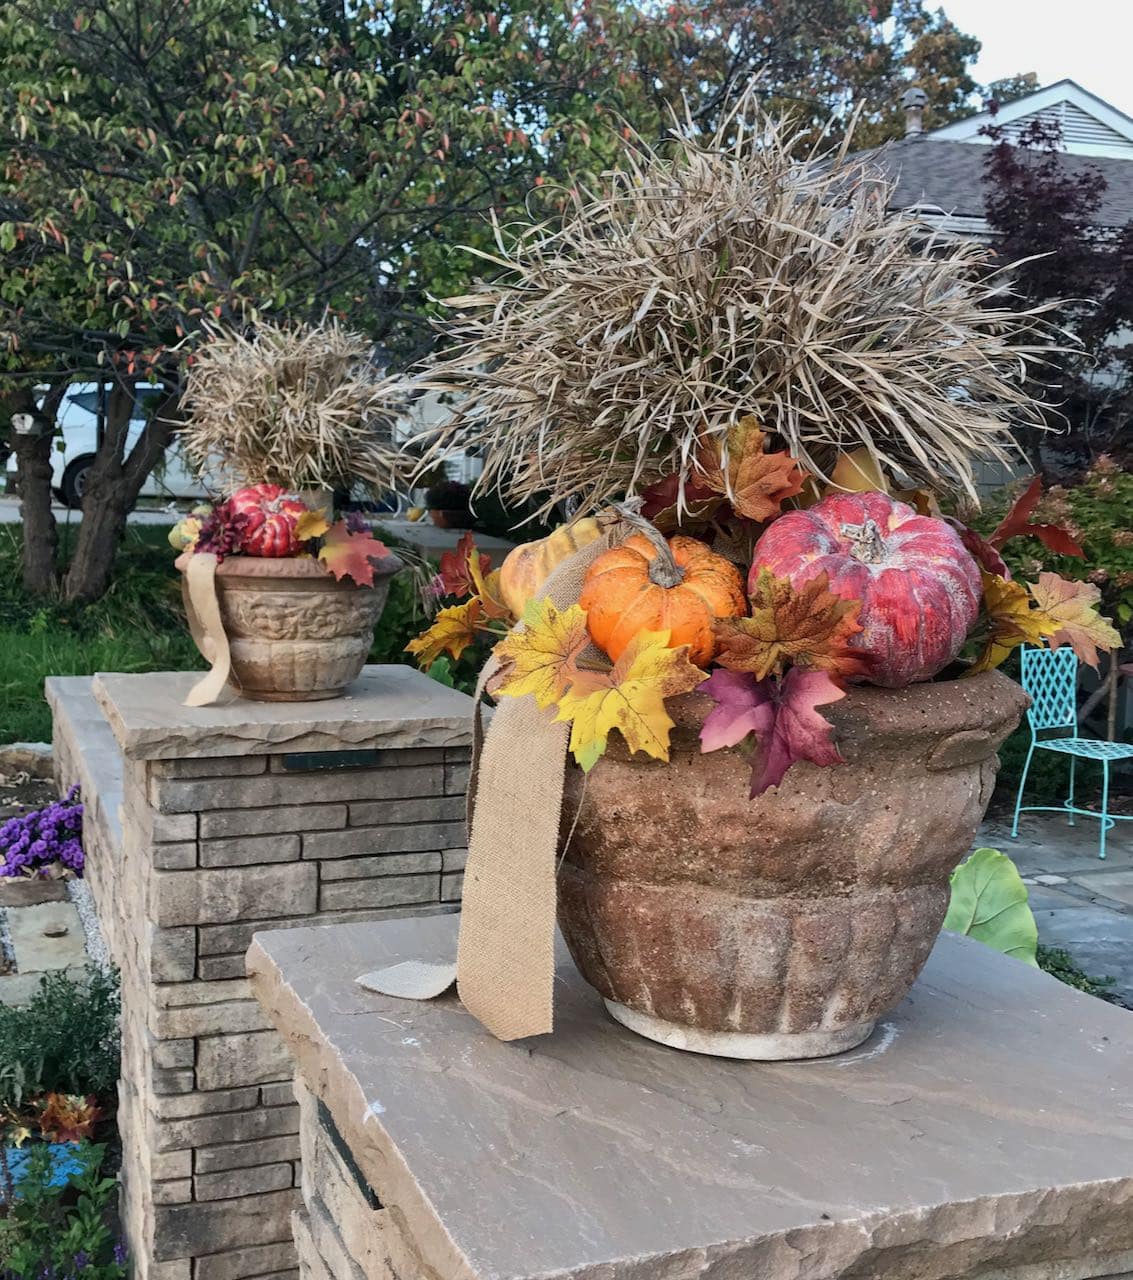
[1011,742,1036,839]
[1067,754,1076,827]
[1099,760,1110,861]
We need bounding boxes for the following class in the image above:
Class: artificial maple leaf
[438,530,492,599]
[987,475,1084,557]
[824,447,888,495]
[318,521,391,586]
[699,667,845,797]
[714,569,867,681]
[639,471,721,533]
[405,598,483,667]
[293,510,330,543]
[945,517,1011,579]
[37,1093,101,1143]
[697,415,805,523]
[1027,572,1122,669]
[967,572,1059,675]
[492,598,594,710]
[554,629,706,770]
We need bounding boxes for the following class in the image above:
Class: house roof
[861,135,1133,230]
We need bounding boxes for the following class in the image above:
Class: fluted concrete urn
[557,670,1028,1060]
[178,552,402,702]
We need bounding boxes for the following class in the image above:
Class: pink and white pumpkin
[751,491,982,688]
[227,484,308,558]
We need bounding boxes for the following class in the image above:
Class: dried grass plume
[417,95,1058,514]
[180,320,411,495]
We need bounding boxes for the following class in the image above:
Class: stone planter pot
[557,670,1028,1060]
[178,553,401,702]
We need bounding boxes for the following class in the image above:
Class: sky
[941,0,1133,119]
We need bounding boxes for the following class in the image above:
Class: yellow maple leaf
[493,599,592,710]
[405,598,483,667]
[1027,573,1121,669]
[555,630,706,771]
[294,509,331,543]
[474,565,512,622]
[968,573,1058,675]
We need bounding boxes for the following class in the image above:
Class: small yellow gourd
[498,518,603,620]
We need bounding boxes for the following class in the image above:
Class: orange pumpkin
[580,524,747,666]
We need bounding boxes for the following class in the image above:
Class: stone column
[48,666,473,1280]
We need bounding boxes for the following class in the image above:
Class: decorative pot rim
[174,549,403,582]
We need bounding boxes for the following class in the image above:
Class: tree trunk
[62,382,181,604]
[6,383,67,596]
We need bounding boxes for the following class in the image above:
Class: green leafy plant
[0,968,120,1111]
[1036,946,1119,1002]
[0,1141,126,1278]
[943,847,1039,964]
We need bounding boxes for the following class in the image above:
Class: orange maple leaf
[714,568,867,681]
[317,521,391,586]
[37,1092,101,1143]
[1027,572,1121,669]
[405,598,484,667]
[968,573,1059,675]
[698,415,805,523]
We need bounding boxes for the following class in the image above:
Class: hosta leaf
[943,848,1038,965]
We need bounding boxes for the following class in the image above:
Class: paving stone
[1034,873,1069,885]
[303,823,464,859]
[318,874,440,912]
[347,795,465,826]
[152,842,198,871]
[156,1104,298,1154]
[151,1087,259,1120]
[151,864,317,927]
[194,1163,295,1202]
[94,666,475,760]
[1032,906,1133,1004]
[200,805,348,840]
[153,1188,298,1261]
[317,852,442,880]
[1070,870,1133,908]
[196,1030,293,1091]
[199,835,301,868]
[152,999,272,1041]
[150,766,445,814]
[7,901,87,972]
[195,1135,302,1175]
[0,878,69,906]
[193,1241,299,1280]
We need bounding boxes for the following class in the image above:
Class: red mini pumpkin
[227,484,308,558]
[750,491,981,687]
[580,518,747,667]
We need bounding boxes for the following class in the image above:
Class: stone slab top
[91,665,476,760]
[248,914,1133,1280]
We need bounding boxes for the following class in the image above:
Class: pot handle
[182,553,234,707]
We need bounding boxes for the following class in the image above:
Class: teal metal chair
[1012,646,1133,859]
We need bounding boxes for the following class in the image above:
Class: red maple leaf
[437,531,492,598]
[699,667,845,797]
[987,475,1083,557]
[318,521,392,587]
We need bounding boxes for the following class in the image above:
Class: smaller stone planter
[178,552,401,702]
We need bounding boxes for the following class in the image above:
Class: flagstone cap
[248,913,1133,1280]
[91,665,475,760]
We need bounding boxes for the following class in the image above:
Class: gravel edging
[67,878,111,974]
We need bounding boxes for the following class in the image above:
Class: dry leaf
[438,531,492,599]
[698,415,805,523]
[492,599,593,710]
[714,568,867,681]
[318,521,391,586]
[1027,573,1121,669]
[555,630,706,770]
[968,573,1058,674]
[405,598,484,666]
[988,475,1084,557]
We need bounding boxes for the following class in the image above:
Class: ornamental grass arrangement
[171,320,408,705]
[396,94,1123,1060]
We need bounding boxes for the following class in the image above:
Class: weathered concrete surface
[249,913,1133,1280]
[93,664,477,760]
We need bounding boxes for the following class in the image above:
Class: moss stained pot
[557,670,1028,1060]
[177,551,402,702]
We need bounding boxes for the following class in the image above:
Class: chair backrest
[1020,645,1078,732]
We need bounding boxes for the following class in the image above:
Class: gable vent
[1005,102,1133,157]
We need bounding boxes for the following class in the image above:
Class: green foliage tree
[0,0,984,604]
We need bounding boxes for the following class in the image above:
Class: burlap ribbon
[357,525,619,1041]
[179,553,234,707]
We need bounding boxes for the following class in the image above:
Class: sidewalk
[979,811,1133,1006]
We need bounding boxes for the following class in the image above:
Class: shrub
[0,968,120,1111]
[0,1142,127,1279]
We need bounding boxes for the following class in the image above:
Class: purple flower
[0,787,84,878]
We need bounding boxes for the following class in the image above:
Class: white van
[4,382,212,508]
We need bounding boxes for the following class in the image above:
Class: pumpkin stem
[613,503,685,587]
[840,518,886,564]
